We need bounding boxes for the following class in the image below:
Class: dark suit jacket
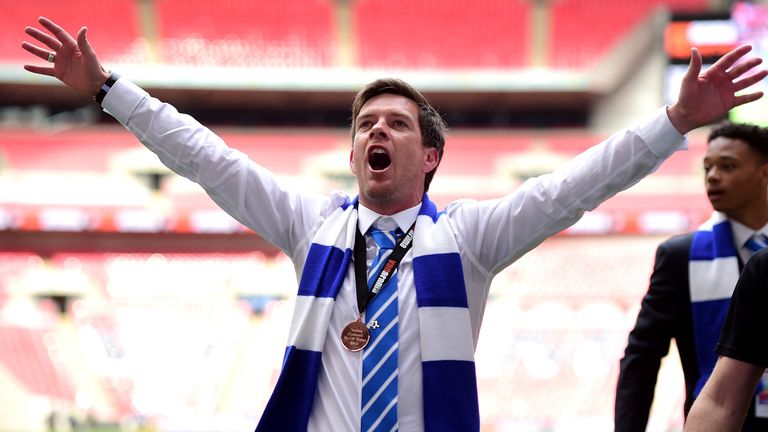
[615,233,699,432]
[615,232,768,431]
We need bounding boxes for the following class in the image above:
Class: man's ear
[422,147,439,173]
[349,148,357,174]
[761,161,768,187]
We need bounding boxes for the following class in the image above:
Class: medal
[342,220,415,353]
[341,317,370,352]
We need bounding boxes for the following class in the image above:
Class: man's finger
[38,16,76,47]
[21,41,54,62]
[25,26,62,51]
[732,91,764,107]
[733,70,768,92]
[712,44,753,71]
[727,57,763,79]
[77,27,96,59]
[23,64,55,77]
[684,47,702,81]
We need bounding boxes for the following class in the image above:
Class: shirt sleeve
[447,107,687,274]
[101,78,328,256]
[717,249,768,368]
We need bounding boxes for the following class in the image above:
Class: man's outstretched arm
[21,15,327,255]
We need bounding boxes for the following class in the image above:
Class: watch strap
[94,71,121,105]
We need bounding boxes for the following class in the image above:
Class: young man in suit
[616,123,768,431]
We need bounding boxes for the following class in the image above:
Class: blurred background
[1,0,767,431]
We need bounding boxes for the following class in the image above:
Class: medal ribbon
[353,221,416,317]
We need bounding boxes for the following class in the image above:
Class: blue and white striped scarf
[255,193,480,432]
[689,212,740,396]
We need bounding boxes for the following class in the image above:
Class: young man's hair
[709,121,768,162]
[351,78,447,192]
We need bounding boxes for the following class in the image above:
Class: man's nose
[369,122,387,138]
[706,169,720,183]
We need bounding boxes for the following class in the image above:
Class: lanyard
[353,221,416,315]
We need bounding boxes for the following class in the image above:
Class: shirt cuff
[636,106,689,159]
[101,78,148,125]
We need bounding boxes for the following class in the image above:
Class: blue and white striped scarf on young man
[255,193,480,432]
[688,212,741,396]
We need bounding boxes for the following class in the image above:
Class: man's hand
[668,45,768,134]
[22,16,110,96]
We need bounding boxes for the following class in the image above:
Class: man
[22,16,767,432]
[683,247,768,431]
[616,122,768,431]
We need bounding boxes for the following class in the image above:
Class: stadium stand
[0,127,712,234]
[0,0,144,64]
[353,0,529,69]
[549,0,710,69]
[155,0,336,67]
[0,325,75,401]
[0,252,43,284]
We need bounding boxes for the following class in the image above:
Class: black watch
[94,71,121,105]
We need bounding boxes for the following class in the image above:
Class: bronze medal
[341,318,370,352]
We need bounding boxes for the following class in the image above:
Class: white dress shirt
[102,78,687,431]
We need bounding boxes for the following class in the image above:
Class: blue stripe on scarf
[689,216,738,397]
[690,222,738,260]
[340,197,354,211]
[414,253,469,308]
[418,195,439,221]
[414,194,478,430]
[256,346,321,432]
[422,360,480,432]
[298,243,352,298]
[692,297,732,395]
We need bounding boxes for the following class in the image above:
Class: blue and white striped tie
[362,225,400,432]
[744,233,768,254]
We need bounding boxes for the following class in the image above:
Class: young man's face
[704,136,768,221]
[350,93,438,214]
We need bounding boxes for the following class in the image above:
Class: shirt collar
[358,202,421,234]
[730,218,768,248]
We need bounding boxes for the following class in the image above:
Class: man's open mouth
[707,190,725,200]
[368,148,391,171]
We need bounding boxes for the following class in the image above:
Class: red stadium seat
[155,0,335,67]
[2,0,142,63]
[549,0,709,69]
[0,325,76,401]
[353,0,529,69]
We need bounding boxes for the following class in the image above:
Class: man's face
[704,136,768,220]
[350,93,439,214]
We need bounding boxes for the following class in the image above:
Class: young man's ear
[349,149,357,174]
[761,161,768,187]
